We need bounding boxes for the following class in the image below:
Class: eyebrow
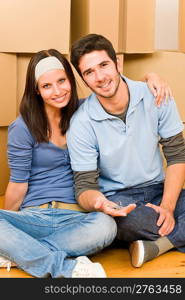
[82,60,110,76]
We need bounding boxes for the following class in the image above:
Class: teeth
[53,95,65,101]
[100,82,110,88]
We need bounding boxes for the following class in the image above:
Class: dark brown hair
[70,34,117,76]
[20,49,78,143]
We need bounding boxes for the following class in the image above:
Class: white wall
[155,0,179,50]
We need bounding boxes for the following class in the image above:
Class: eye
[85,70,93,77]
[58,78,65,83]
[101,62,108,67]
[42,83,50,89]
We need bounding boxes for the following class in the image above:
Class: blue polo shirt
[67,76,184,196]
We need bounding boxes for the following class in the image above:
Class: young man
[67,34,185,268]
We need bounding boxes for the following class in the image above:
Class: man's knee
[115,205,160,241]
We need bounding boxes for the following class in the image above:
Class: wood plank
[0,248,185,278]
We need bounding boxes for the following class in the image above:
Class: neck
[97,79,129,114]
[44,106,61,123]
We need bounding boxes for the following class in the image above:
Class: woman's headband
[35,56,64,81]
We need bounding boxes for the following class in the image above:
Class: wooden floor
[0,195,185,278]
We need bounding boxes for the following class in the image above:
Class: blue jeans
[0,207,116,277]
[108,183,185,252]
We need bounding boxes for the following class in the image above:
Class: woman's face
[37,69,71,110]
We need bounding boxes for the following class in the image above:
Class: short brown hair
[70,34,117,76]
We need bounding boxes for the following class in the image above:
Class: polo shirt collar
[88,75,145,121]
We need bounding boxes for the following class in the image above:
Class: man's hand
[146,203,175,236]
[145,72,173,107]
[95,197,136,217]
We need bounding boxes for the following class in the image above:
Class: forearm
[78,189,136,217]
[161,163,185,212]
[78,189,107,211]
[4,182,28,211]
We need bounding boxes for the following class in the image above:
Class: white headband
[35,56,64,81]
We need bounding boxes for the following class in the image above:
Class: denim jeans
[108,183,185,252]
[0,207,116,277]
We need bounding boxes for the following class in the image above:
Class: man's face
[79,50,121,100]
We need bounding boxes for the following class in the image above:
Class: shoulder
[71,96,92,124]
[9,116,26,129]
[8,116,34,143]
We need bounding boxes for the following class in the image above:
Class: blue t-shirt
[67,76,184,196]
[8,116,76,208]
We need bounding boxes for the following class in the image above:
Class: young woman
[0,49,172,278]
[0,49,117,278]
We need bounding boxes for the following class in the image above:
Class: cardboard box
[116,54,124,73]
[0,127,9,195]
[179,0,185,52]
[123,0,155,53]
[17,54,33,109]
[0,53,17,126]
[0,0,71,53]
[124,51,185,121]
[71,0,155,53]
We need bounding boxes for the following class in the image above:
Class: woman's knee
[90,212,117,245]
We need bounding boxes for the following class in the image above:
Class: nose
[94,69,104,82]
[52,84,60,95]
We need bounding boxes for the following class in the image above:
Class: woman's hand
[144,72,173,107]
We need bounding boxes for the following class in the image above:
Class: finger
[146,203,159,213]
[105,203,136,217]
[94,198,107,210]
[155,87,162,106]
[149,84,157,97]
[156,87,165,106]
[158,216,173,236]
[124,203,136,214]
[157,213,166,227]
[105,207,127,217]
[164,87,173,101]
[160,219,175,236]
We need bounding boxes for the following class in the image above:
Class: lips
[98,80,111,90]
[52,94,67,102]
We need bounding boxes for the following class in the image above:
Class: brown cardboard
[123,0,155,53]
[71,0,155,53]
[179,0,185,52]
[17,54,33,110]
[71,0,124,52]
[0,53,17,126]
[0,127,9,195]
[124,51,185,121]
[0,0,71,53]
[116,54,124,73]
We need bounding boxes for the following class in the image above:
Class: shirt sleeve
[73,170,100,199]
[159,132,185,166]
[7,118,34,182]
[157,100,184,138]
[67,114,98,172]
